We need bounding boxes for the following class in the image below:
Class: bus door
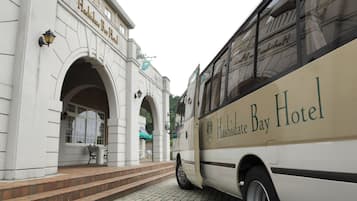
[182,66,203,188]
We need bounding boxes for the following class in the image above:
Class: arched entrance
[138,96,159,162]
[57,57,117,166]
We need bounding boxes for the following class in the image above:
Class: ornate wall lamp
[134,90,142,99]
[39,29,56,47]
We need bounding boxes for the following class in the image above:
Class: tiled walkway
[116,177,241,201]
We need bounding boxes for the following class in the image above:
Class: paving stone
[115,177,241,201]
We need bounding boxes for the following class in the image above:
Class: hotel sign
[69,0,119,45]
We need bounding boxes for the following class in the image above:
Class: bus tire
[242,166,279,201]
[176,160,193,190]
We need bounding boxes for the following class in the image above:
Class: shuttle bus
[174,0,357,200]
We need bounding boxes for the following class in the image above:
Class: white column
[107,118,126,166]
[45,100,63,175]
[153,131,163,162]
[5,0,58,180]
[162,77,171,161]
[125,39,140,166]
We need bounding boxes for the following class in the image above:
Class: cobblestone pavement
[115,177,241,201]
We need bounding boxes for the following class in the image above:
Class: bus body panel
[174,0,357,199]
[197,39,357,200]
[200,139,357,201]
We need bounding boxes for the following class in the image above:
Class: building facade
[0,0,170,180]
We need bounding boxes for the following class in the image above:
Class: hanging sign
[141,60,151,71]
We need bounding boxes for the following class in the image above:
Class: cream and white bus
[174,0,357,200]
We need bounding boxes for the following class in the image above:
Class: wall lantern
[134,90,142,99]
[39,29,56,47]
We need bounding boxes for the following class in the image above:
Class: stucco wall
[0,0,20,179]
[0,0,170,180]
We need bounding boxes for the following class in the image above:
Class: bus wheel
[176,160,193,189]
[243,166,279,201]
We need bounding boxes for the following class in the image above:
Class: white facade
[0,0,170,180]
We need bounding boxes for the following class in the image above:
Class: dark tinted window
[227,16,257,100]
[197,0,357,116]
[198,66,212,117]
[211,50,229,111]
[257,0,298,79]
[301,0,357,60]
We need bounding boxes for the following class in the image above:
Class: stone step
[76,171,174,201]
[0,162,174,200]
[6,165,174,201]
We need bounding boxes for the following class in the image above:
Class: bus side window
[203,81,211,114]
[227,16,257,101]
[301,0,357,62]
[257,0,298,79]
[198,66,213,117]
[211,50,229,111]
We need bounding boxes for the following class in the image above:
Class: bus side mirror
[271,0,296,17]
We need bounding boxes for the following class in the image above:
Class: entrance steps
[0,162,175,201]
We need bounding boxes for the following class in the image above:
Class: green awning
[139,130,152,141]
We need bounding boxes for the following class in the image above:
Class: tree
[169,95,180,136]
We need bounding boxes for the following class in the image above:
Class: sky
[116,0,262,96]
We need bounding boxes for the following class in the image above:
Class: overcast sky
[116,0,261,96]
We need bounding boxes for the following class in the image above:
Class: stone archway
[138,95,161,162]
[56,56,121,167]
[54,51,119,120]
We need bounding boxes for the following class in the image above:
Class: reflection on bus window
[257,0,297,79]
[227,16,257,100]
[302,0,357,59]
[211,50,228,111]
[220,62,228,106]
[198,66,213,117]
[202,81,211,114]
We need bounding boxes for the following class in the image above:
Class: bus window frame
[197,0,357,120]
[198,65,213,117]
[199,0,297,119]
[210,48,229,111]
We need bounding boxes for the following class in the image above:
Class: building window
[119,24,125,35]
[104,8,112,20]
[65,103,105,145]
